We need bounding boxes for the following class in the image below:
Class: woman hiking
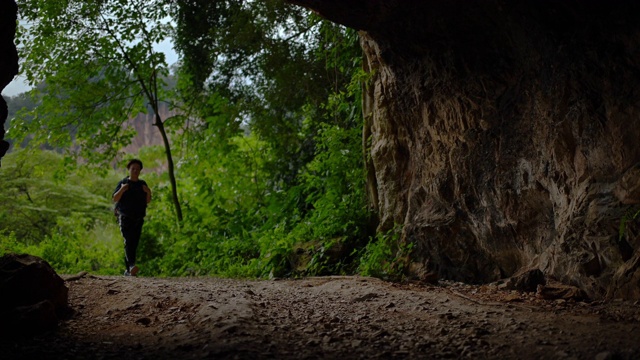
[112,159,152,276]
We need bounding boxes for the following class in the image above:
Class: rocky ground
[1,274,640,359]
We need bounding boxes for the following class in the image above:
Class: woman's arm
[143,184,152,204]
[112,184,129,202]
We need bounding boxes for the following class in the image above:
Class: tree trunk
[155,113,183,222]
[288,0,640,299]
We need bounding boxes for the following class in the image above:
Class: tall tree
[170,1,373,276]
[174,0,361,186]
[14,0,183,221]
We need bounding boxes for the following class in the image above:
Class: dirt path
[3,275,640,359]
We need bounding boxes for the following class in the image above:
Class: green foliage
[358,226,413,281]
[175,2,362,187]
[1,218,123,275]
[1,3,404,282]
[0,150,123,274]
[14,0,172,162]
[0,233,20,257]
[288,123,370,275]
[0,149,113,244]
[15,0,184,221]
[5,92,37,128]
[131,5,377,279]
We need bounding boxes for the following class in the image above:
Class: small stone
[373,329,390,338]
[595,351,617,360]
[352,293,379,303]
[135,317,151,326]
[504,294,521,302]
[305,339,319,346]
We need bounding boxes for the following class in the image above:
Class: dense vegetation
[1,0,405,279]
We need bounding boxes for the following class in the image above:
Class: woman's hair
[126,159,143,170]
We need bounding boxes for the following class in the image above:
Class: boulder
[0,253,71,337]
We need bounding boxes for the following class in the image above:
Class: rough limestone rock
[505,269,546,293]
[0,0,18,163]
[536,283,587,302]
[0,253,70,336]
[289,0,640,299]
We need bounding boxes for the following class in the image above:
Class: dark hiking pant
[118,215,144,270]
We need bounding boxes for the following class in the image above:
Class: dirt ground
[2,274,640,359]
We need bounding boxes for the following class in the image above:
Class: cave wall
[290,0,640,299]
[0,0,18,164]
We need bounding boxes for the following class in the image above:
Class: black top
[113,177,148,218]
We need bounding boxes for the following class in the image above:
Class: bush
[358,226,412,281]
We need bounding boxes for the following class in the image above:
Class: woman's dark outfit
[113,177,148,273]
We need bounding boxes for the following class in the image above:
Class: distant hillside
[5,93,174,157]
[121,103,175,154]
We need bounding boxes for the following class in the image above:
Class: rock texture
[0,254,71,336]
[0,0,19,164]
[289,0,640,299]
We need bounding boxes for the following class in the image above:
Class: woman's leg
[119,215,144,274]
[129,218,144,273]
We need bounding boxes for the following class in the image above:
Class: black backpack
[113,177,128,217]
